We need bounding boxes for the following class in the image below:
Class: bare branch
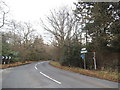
[40,7,80,48]
[0,11,5,28]
[0,0,9,28]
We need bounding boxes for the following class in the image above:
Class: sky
[4,0,77,44]
[5,0,76,21]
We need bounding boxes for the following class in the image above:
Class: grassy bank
[49,61,120,83]
[0,61,37,69]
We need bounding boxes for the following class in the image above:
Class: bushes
[96,51,119,71]
[59,39,83,67]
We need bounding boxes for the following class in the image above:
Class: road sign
[80,54,85,59]
[9,56,11,59]
[81,48,86,51]
[5,56,8,59]
[2,56,4,59]
[81,50,87,53]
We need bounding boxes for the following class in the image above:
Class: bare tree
[7,21,36,61]
[0,0,9,28]
[40,7,81,62]
[41,7,79,48]
[9,21,36,45]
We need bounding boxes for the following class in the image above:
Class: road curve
[2,61,119,88]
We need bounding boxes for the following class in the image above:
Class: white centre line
[35,64,38,70]
[40,71,61,84]
[34,62,62,85]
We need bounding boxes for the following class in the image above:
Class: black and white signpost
[2,56,11,64]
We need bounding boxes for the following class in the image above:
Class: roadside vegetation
[0,61,36,69]
[50,61,120,82]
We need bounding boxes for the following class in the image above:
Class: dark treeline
[74,2,120,71]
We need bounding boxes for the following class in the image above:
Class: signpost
[81,50,87,54]
[9,56,11,59]
[80,54,85,60]
[93,52,97,70]
[80,48,87,69]
[81,48,86,51]
[2,56,4,59]
[2,56,11,64]
[80,48,97,70]
[5,56,8,60]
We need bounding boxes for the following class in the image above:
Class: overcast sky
[5,0,76,21]
[4,0,77,44]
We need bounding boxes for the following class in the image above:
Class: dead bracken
[49,61,120,83]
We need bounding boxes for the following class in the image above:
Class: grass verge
[0,61,37,69]
[49,61,120,83]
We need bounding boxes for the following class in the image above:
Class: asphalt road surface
[1,61,119,88]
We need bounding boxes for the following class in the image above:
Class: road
[2,61,119,88]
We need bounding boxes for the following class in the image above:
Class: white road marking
[0,68,13,72]
[35,66,37,70]
[35,64,38,70]
[40,71,61,84]
[34,61,62,84]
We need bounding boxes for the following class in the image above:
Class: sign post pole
[93,52,97,70]
[81,48,87,69]
[83,54,86,69]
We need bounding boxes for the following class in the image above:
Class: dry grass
[49,61,120,83]
[0,61,37,69]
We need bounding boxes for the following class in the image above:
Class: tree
[74,2,120,70]
[29,36,46,60]
[11,21,36,61]
[0,0,9,28]
[1,20,51,63]
[73,2,94,45]
[74,2,120,51]
[1,32,20,63]
[41,7,83,66]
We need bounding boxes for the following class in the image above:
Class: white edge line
[40,71,61,84]
[1,68,13,72]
